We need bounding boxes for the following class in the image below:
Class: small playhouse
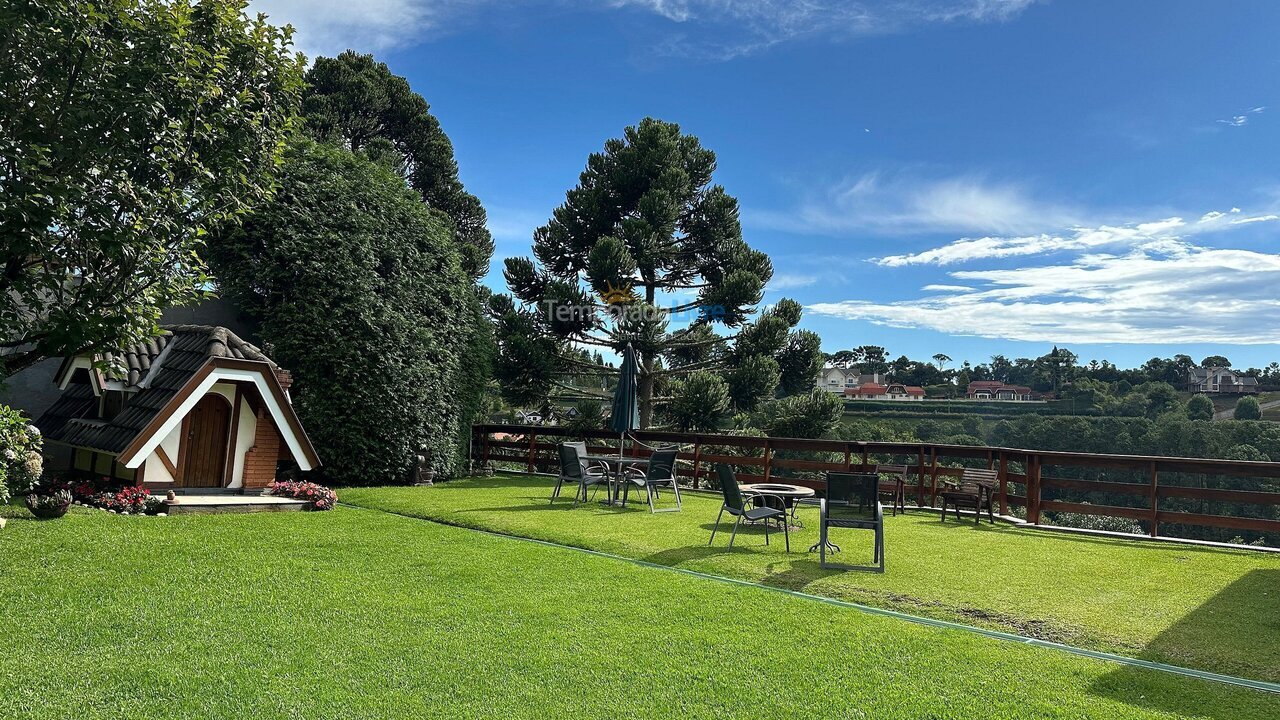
[35,325,319,493]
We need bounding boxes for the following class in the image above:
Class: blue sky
[253,0,1280,369]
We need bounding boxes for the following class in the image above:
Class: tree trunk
[638,281,657,428]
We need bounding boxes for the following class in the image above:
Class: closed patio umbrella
[610,343,640,458]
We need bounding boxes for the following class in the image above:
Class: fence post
[1148,460,1159,538]
[929,448,940,507]
[1028,453,1042,524]
[527,430,537,474]
[843,445,852,472]
[916,447,926,507]
[998,451,1008,516]
[762,439,773,482]
[691,438,702,489]
[860,446,869,472]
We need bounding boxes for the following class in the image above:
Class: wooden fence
[471,423,1280,542]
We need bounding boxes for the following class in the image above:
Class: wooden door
[180,394,230,487]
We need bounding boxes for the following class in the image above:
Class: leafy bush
[270,480,337,510]
[25,490,72,520]
[1186,394,1214,421]
[1048,509,1143,535]
[0,405,43,504]
[210,140,474,484]
[93,485,151,514]
[754,390,843,439]
[1234,396,1262,420]
[667,371,731,431]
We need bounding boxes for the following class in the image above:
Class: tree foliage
[493,118,817,425]
[1234,396,1262,421]
[1186,394,1215,421]
[667,371,730,431]
[752,389,843,439]
[301,51,492,280]
[300,51,496,462]
[1,0,303,377]
[208,140,472,484]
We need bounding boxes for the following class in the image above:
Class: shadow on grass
[1089,568,1280,716]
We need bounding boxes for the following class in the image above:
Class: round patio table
[580,454,649,506]
[739,483,814,528]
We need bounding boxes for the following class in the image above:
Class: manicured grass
[1,504,1277,718]
[341,475,1280,683]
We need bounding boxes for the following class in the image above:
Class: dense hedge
[844,400,1081,417]
[210,140,473,485]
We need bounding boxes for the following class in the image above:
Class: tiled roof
[36,326,273,455]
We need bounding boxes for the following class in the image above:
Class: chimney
[275,368,294,393]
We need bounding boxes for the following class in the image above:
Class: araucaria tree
[0,0,303,377]
[209,140,473,484]
[494,118,818,426]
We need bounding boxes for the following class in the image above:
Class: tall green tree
[209,140,473,483]
[1,0,303,377]
[301,51,493,280]
[300,51,496,462]
[496,118,815,426]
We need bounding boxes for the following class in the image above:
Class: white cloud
[874,207,1279,266]
[766,272,819,291]
[1215,105,1265,128]
[251,0,1039,62]
[749,172,1082,237]
[809,237,1280,345]
[249,0,454,58]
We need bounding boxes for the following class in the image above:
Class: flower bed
[42,476,154,515]
[269,480,337,510]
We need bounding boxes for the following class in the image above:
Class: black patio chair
[708,463,789,552]
[622,448,682,512]
[565,441,609,482]
[818,472,884,572]
[550,443,607,505]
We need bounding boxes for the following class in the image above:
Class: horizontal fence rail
[471,424,1280,544]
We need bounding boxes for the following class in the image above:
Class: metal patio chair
[621,447,682,512]
[550,443,607,505]
[817,472,884,572]
[709,463,789,552]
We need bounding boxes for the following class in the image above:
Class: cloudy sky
[250,0,1280,368]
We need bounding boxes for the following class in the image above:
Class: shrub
[0,404,43,504]
[667,371,731,431]
[25,490,72,519]
[1234,396,1262,420]
[95,485,151,514]
[754,390,843,439]
[1048,508,1143,535]
[269,480,337,510]
[1186,394,1214,421]
[209,140,473,485]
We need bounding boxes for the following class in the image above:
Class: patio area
[1,499,1277,719]
[341,474,1280,685]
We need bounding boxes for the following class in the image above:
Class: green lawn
[341,475,1280,684]
[0,501,1277,718]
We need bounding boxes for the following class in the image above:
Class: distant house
[35,325,319,493]
[966,380,1035,401]
[818,366,859,393]
[1187,367,1259,394]
[818,368,924,401]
